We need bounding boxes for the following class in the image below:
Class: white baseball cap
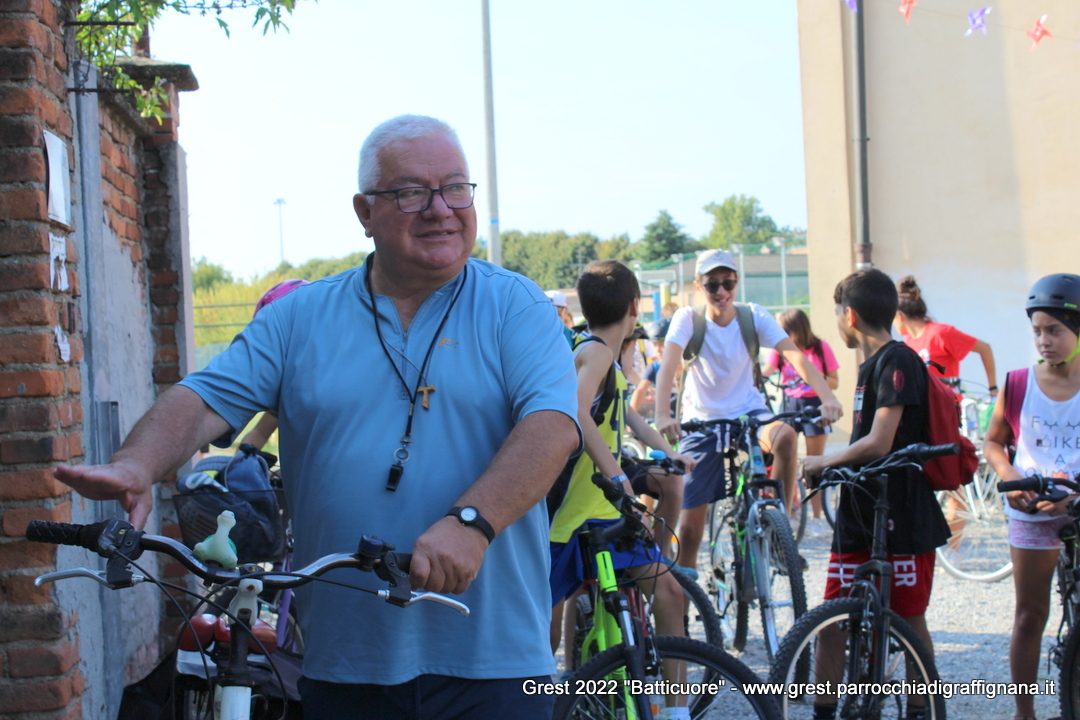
[695,248,738,276]
[545,290,569,308]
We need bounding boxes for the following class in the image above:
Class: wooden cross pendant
[417,385,436,409]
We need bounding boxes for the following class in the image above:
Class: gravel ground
[717,520,1061,720]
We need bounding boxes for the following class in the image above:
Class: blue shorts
[680,409,774,510]
[549,518,662,606]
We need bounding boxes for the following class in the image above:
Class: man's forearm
[112,385,233,484]
[454,410,579,535]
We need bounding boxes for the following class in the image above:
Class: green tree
[502,230,601,290]
[634,210,698,263]
[191,256,233,293]
[596,233,634,264]
[702,195,780,251]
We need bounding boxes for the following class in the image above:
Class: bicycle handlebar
[589,473,655,551]
[629,450,685,475]
[818,442,960,486]
[26,518,470,616]
[996,474,1080,511]
[680,411,823,434]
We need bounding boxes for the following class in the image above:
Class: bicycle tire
[757,506,808,662]
[572,592,596,671]
[732,526,750,653]
[934,465,1012,583]
[1061,622,1080,720]
[707,498,741,649]
[821,484,839,529]
[790,479,808,545]
[554,634,781,720]
[768,597,947,720]
[669,563,724,648]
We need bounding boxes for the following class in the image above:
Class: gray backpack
[676,303,766,419]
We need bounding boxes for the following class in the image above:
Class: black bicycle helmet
[1026,273,1080,316]
[648,318,671,342]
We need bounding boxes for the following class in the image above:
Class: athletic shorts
[680,408,773,510]
[824,550,936,618]
[780,395,832,438]
[549,518,662,607]
[622,458,659,499]
[1008,514,1072,550]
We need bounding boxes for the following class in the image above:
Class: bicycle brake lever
[380,590,470,617]
[34,567,145,589]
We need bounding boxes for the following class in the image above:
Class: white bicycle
[27,515,468,720]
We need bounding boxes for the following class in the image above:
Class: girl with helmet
[983,273,1080,720]
[240,279,309,449]
[894,275,999,397]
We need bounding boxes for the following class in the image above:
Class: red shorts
[823,550,936,618]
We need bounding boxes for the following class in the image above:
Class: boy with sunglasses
[654,249,843,577]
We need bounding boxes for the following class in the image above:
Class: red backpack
[879,344,979,491]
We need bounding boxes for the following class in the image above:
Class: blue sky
[152,1,806,278]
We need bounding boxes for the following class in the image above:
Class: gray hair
[357,115,467,194]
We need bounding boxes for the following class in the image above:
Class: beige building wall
[797,0,1080,432]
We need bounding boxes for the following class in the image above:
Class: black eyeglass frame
[364,183,478,213]
[701,278,739,294]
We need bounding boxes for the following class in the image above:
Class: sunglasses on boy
[702,278,738,294]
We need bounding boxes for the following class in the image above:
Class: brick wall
[0,1,196,716]
[0,0,86,717]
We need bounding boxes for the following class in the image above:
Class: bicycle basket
[173,488,289,564]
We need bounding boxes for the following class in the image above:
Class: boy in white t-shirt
[654,249,844,575]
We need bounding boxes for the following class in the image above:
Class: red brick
[1,501,70,536]
[0,434,67,463]
[152,327,175,345]
[152,305,177,325]
[65,432,79,459]
[0,117,42,147]
[56,400,78,427]
[0,187,47,220]
[0,607,64,643]
[0,673,76,711]
[151,270,178,286]
[150,287,178,306]
[0,223,49,255]
[66,267,77,296]
[162,560,187,579]
[153,345,177,364]
[0,148,46,182]
[64,236,75,263]
[0,332,54,363]
[0,18,48,51]
[0,296,56,326]
[152,366,180,385]
[8,639,78,677]
[0,400,57,432]
[0,539,54,568]
[2,573,51,604]
[0,370,64,397]
[0,49,43,82]
[0,467,67,500]
[64,366,78,393]
[0,259,50,290]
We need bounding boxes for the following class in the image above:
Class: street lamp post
[273,198,286,266]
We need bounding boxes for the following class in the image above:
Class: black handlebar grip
[921,443,960,460]
[590,473,625,504]
[25,520,104,551]
[996,479,1042,493]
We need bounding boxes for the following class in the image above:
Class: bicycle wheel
[757,506,808,662]
[821,484,839,529]
[707,498,744,650]
[768,597,947,720]
[1060,623,1080,720]
[790,479,808,545]
[934,466,1012,583]
[669,564,724,648]
[554,634,780,720]
[571,592,597,671]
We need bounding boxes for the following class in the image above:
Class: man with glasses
[55,115,580,719]
[653,249,843,577]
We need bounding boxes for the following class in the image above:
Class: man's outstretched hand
[54,461,153,530]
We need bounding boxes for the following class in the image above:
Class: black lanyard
[366,255,468,491]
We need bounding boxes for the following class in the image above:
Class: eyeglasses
[365,183,477,213]
[702,278,738,294]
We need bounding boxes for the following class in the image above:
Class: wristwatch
[446,506,496,544]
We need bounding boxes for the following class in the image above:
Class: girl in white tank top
[983,275,1080,720]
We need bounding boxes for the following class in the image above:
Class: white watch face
[460,507,478,523]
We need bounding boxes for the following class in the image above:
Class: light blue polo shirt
[179,257,579,684]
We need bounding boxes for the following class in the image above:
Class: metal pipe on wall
[853,0,873,269]
[481,0,502,267]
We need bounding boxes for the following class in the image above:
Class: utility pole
[481,0,502,266]
[273,198,286,266]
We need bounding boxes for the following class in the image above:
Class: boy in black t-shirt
[803,269,950,720]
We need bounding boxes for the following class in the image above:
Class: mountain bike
[768,442,955,720]
[687,412,812,662]
[995,473,1080,720]
[26,516,468,720]
[557,473,780,720]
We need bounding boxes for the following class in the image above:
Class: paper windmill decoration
[964,7,992,36]
[900,0,916,25]
[1026,15,1052,51]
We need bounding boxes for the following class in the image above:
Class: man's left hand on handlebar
[817,398,843,426]
[667,451,698,473]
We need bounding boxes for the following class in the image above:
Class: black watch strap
[446,506,495,544]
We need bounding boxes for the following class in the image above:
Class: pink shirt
[765,341,839,398]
